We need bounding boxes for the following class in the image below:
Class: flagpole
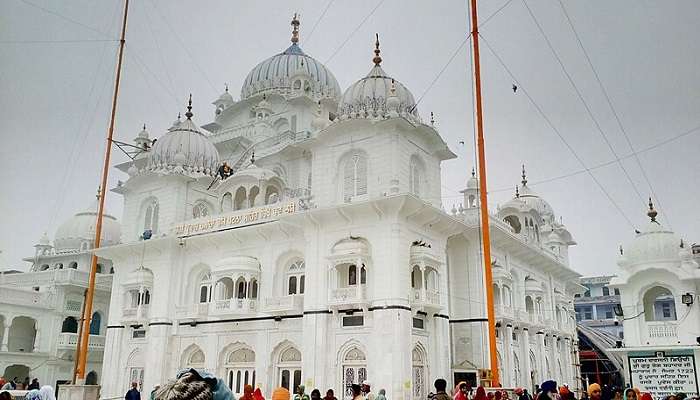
[468,0,500,387]
[75,0,130,382]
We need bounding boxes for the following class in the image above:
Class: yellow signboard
[174,202,297,237]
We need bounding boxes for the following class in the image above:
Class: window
[61,317,79,333]
[503,215,521,234]
[584,290,591,297]
[141,290,151,305]
[348,264,366,286]
[132,329,146,339]
[412,317,424,329]
[574,293,581,298]
[198,273,212,303]
[409,156,423,196]
[343,154,367,203]
[342,315,364,327]
[193,202,209,219]
[614,288,620,296]
[662,303,672,318]
[90,312,101,335]
[602,287,610,296]
[583,308,592,320]
[96,264,103,274]
[512,331,518,341]
[286,260,305,295]
[605,310,613,319]
[143,200,159,234]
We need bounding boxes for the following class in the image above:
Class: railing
[122,305,149,320]
[211,298,258,314]
[56,333,105,350]
[175,303,210,319]
[647,322,678,340]
[496,304,514,319]
[263,295,304,313]
[0,269,113,291]
[330,286,367,306]
[0,286,53,308]
[410,289,442,309]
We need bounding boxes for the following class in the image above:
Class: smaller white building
[0,200,117,388]
[610,202,700,399]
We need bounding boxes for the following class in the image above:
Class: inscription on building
[629,355,698,399]
[174,202,297,237]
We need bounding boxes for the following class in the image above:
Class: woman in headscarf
[38,386,56,400]
[154,368,234,400]
[25,390,41,400]
[474,387,488,400]
[454,382,469,400]
[624,389,638,400]
[323,389,337,400]
[375,389,386,400]
[253,387,266,400]
[241,385,255,400]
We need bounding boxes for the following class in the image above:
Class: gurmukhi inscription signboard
[174,202,297,237]
[629,354,698,398]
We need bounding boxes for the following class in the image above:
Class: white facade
[0,202,116,388]
[94,18,582,400]
[610,204,700,398]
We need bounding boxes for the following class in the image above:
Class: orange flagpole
[75,0,129,381]
[468,0,500,387]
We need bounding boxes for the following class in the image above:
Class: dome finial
[225,83,229,93]
[250,150,256,165]
[471,167,476,178]
[143,123,146,130]
[96,186,101,200]
[373,33,382,65]
[521,164,528,186]
[177,112,181,121]
[291,13,300,44]
[430,112,435,126]
[647,197,658,222]
[515,185,520,198]
[185,94,193,119]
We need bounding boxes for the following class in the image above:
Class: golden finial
[647,197,658,222]
[373,33,382,65]
[185,94,193,119]
[291,13,300,44]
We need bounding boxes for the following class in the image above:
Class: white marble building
[0,201,118,388]
[610,203,700,398]
[95,17,582,400]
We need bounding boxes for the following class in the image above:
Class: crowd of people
[120,371,697,400]
[0,376,41,390]
[0,382,55,400]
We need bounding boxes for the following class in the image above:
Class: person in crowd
[38,385,56,400]
[150,385,161,400]
[0,391,12,400]
[254,387,266,400]
[560,386,575,400]
[493,391,502,400]
[153,369,234,400]
[323,389,337,400]
[294,385,310,400]
[362,381,376,400]
[624,389,637,400]
[677,393,687,400]
[486,393,494,400]
[28,379,40,390]
[667,395,677,400]
[538,381,558,400]
[241,385,255,400]
[640,394,652,400]
[454,382,469,400]
[25,390,41,400]
[310,389,322,400]
[0,381,10,391]
[587,384,602,400]
[612,388,623,400]
[433,379,451,400]
[375,389,386,400]
[23,378,30,389]
[351,385,363,400]
[126,382,141,400]
[273,387,291,400]
[473,387,487,400]
[521,389,533,400]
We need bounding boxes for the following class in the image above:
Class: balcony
[262,295,304,314]
[211,298,257,315]
[0,287,53,309]
[329,286,367,310]
[495,304,515,320]
[410,289,443,311]
[122,305,149,321]
[645,322,678,345]
[56,333,105,351]
[0,269,113,291]
[175,303,211,320]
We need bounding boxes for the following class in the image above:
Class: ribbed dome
[241,43,341,102]
[147,114,220,177]
[622,220,681,267]
[54,201,121,253]
[338,65,419,121]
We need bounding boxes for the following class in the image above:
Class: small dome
[332,237,370,257]
[230,162,277,181]
[338,36,419,121]
[216,88,234,105]
[499,167,555,221]
[36,232,51,246]
[623,220,681,267]
[466,169,478,190]
[148,98,221,177]
[214,256,261,274]
[124,267,154,286]
[54,201,121,253]
[137,125,149,139]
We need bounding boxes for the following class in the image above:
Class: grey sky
[1,0,698,276]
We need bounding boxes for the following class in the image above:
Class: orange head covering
[560,387,570,397]
[273,387,291,400]
[588,384,602,397]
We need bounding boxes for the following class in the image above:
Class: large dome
[338,36,419,122]
[147,100,220,177]
[54,201,121,253]
[621,206,682,267]
[241,16,340,102]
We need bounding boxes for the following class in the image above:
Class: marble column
[504,324,513,386]
[522,329,532,391]
[1,324,10,351]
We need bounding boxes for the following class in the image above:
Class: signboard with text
[174,202,297,237]
[629,354,698,399]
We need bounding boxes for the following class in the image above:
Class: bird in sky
[512,84,518,93]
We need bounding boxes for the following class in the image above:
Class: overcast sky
[1,0,698,276]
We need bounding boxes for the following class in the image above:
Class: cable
[305,0,336,45]
[126,48,181,110]
[17,0,113,39]
[0,39,119,44]
[324,0,386,64]
[141,0,178,96]
[478,33,637,229]
[556,0,672,228]
[146,0,218,93]
[521,0,647,209]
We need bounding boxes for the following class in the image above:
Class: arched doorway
[223,347,256,395]
[3,364,30,382]
[9,316,36,352]
[276,345,302,393]
[412,346,427,400]
[341,347,367,400]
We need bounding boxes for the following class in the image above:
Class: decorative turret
[34,232,52,257]
[460,167,479,209]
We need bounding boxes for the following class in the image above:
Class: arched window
[62,317,78,333]
[286,261,305,295]
[342,347,367,400]
[222,192,233,212]
[199,273,212,303]
[224,347,256,394]
[142,290,151,305]
[409,155,424,197]
[40,264,50,271]
[343,153,367,203]
[265,186,280,205]
[143,200,159,234]
[90,312,101,335]
[109,267,115,274]
[504,215,522,234]
[276,345,302,392]
[249,279,259,299]
[348,265,357,286]
[193,201,210,219]
[216,278,234,300]
[95,264,103,274]
[412,346,427,400]
[643,286,677,321]
[360,265,366,284]
[234,187,247,210]
[248,186,260,208]
[236,279,247,299]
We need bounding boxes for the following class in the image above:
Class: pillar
[523,329,532,391]
[33,322,41,352]
[1,324,10,351]
[504,325,513,386]
[420,264,426,302]
[536,332,545,384]
[356,257,363,300]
